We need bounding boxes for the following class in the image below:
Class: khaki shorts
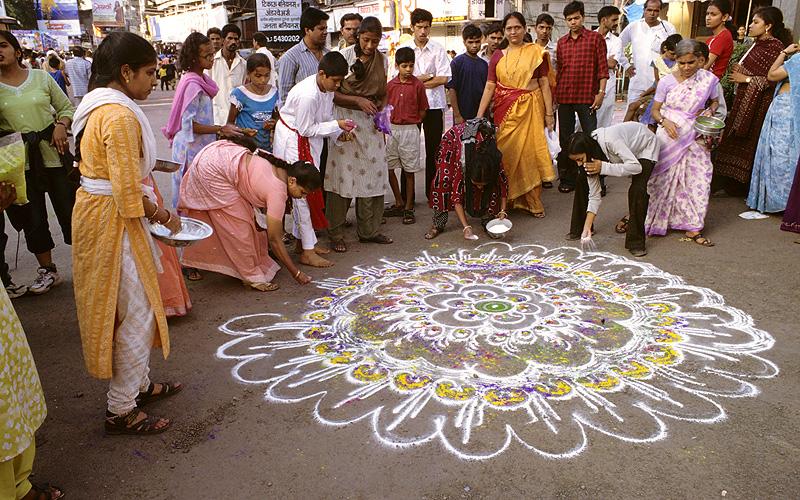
[386,123,423,173]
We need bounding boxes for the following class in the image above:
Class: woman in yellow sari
[476,11,555,217]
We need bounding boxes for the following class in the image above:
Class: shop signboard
[91,0,123,26]
[35,0,80,34]
[256,0,302,46]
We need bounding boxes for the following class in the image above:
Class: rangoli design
[217,243,777,459]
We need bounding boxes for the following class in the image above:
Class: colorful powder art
[217,243,777,460]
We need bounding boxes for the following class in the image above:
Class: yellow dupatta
[493,43,556,215]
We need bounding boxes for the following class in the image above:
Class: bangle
[163,211,172,225]
[781,50,788,56]
[545,113,554,116]
[462,225,472,232]
[148,207,161,224]
[498,210,507,216]
[598,90,606,95]
[294,270,301,278]
[54,122,66,128]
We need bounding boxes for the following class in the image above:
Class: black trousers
[570,159,655,250]
[420,109,444,201]
[557,103,597,189]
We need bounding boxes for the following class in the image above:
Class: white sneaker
[29,267,62,295]
[5,282,27,299]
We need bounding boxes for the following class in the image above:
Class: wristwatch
[658,117,665,125]
[746,77,752,84]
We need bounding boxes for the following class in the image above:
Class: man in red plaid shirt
[554,1,608,193]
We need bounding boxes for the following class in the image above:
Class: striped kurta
[72,104,169,379]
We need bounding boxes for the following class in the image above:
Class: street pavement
[10,88,800,499]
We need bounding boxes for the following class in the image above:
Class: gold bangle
[163,211,172,225]
[294,270,301,278]
[148,207,160,223]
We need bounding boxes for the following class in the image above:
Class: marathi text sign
[256,0,300,31]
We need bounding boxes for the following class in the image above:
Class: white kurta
[597,29,623,128]
[619,18,676,102]
[207,52,246,126]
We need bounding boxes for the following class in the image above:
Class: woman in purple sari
[645,40,721,247]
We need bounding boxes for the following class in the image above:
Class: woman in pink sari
[178,139,318,290]
[645,40,721,247]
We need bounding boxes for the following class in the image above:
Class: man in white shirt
[565,122,659,257]
[619,0,676,105]
[479,23,503,64]
[534,14,558,73]
[337,13,362,50]
[65,46,91,107]
[208,24,246,126]
[399,8,452,202]
[252,31,277,88]
[596,6,623,128]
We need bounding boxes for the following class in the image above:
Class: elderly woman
[475,11,555,218]
[325,16,392,252]
[178,138,319,290]
[72,32,183,435]
[645,39,721,247]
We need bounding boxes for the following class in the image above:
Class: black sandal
[402,209,415,225]
[182,268,202,281]
[105,408,171,435]
[383,205,404,217]
[542,181,553,189]
[28,483,65,500]
[359,234,393,244]
[615,216,629,234]
[331,239,347,253]
[425,227,443,239]
[135,381,182,408]
[558,184,574,193]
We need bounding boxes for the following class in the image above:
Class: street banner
[256,0,301,45]
[91,0,124,26]
[35,0,80,34]
[157,5,227,43]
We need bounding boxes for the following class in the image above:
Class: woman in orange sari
[476,11,555,217]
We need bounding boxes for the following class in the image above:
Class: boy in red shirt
[385,47,429,224]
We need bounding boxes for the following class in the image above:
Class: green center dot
[474,300,514,313]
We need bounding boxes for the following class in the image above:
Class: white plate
[149,217,213,247]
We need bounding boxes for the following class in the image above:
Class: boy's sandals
[383,205,404,217]
[105,408,171,435]
[25,483,65,500]
[425,227,443,239]
[680,234,714,246]
[615,216,629,233]
[242,281,279,291]
[182,268,202,281]
[135,381,182,408]
[359,234,393,244]
[402,209,415,225]
[331,239,347,252]
[558,184,574,193]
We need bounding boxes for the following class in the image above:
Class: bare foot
[300,250,334,267]
[313,244,331,255]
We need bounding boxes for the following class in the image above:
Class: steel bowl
[149,217,213,247]
[486,218,513,239]
[694,116,725,137]
[154,158,181,173]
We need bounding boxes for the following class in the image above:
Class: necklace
[503,45,525,81]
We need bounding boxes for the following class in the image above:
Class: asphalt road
[11,89,800,499]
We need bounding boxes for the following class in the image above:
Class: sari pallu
[714,37,784,184]
[492,44,555,216]
[645,70,718,236]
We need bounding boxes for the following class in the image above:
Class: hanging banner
[35,0,80,34]
[256,0,301,45]
[157,5,227,43]
[91,0,124,26]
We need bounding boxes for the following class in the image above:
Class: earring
[125,77,130,83]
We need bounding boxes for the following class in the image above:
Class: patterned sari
[645,70,719,235]
[781,56,800,233]
[492,44,555,215]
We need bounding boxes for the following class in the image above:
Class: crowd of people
[1,0,799,495]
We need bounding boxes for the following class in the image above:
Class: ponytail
[754,6,794,48]
[221,135,322,192]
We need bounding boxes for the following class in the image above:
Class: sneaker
[5,282,27,299]
[29,267,62,295]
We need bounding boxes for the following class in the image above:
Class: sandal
[281,232,296,242]
[425,226,443,240]
[26,483,65,500]
[542,181,553,189]
[242,281,280,291]
[135,381,183,408]
[105,408,171,435]
[402,209,415,225]
[615,216,629,234]
[182,267,202,281]
[558,184,574,193]
[331,238,347,253]
[532,212,545,218]
[383,205,404,217]
[359,234,393,244]
[690,233,715,247]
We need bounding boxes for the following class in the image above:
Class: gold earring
[125,77,130,83]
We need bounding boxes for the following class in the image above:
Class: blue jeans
[557,104,597,189]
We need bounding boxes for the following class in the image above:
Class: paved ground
[11,89,800,499]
